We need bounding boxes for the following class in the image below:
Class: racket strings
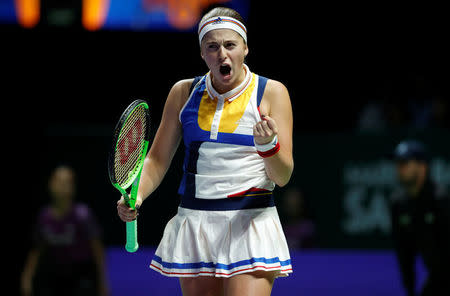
[114,105,148,187]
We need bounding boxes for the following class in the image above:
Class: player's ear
[242,42,248,63]
[200,42,205,60]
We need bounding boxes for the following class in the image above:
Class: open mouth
[219,64,232,76]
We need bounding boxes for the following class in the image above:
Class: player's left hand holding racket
[108,100,150,252]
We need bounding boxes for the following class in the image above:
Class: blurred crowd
[357,96,448,131]
[357,74,449,131]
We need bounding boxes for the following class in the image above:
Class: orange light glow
[14,0,40,28]
[82,0,232,31]
[82,0,110,31]
[167,0,229,30]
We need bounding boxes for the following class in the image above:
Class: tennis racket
[108,99,150,252]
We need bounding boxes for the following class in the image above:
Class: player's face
[395,160,423,187]
[200,29,248,92]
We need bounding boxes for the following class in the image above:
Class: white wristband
[254,135,278,152]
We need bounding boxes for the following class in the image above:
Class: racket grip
[125,220,139,253]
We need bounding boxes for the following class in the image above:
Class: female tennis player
[117,6,293,295]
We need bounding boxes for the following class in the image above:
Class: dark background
[6,3,449,131]
[5,1,449,294]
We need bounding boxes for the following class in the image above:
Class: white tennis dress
[150,65,292,278]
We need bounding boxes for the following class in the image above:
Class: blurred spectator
[429,96,449,128]
[384,100,410,128]
[398,71,450,129]
[357,100,387,132]
[390,140,450,296]
[410,96,449,128]
[279,187,316,249]
[408,95,449,129]
[356,97,409,132]
[408,99,433,129]
[20,165,109,296]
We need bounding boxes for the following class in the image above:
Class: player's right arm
[117,79,193,222]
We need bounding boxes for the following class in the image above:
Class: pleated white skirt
[150,206,293,278]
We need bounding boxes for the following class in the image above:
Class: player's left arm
[254,79,293,187]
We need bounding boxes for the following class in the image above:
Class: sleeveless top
[178,65,275,211]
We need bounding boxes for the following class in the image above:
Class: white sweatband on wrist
[254,135,281,158]
[198,16,247,45]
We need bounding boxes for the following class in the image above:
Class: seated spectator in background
[384,100,410,129]
[408,98,434,130]
[279,187,316,249]
[390,141,450,296]
[356,99,411,132]
[409,95,449,129]
[357,100,387,132]
[20,165,109,296]
[429,96,449,128]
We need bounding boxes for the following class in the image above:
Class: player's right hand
[117,196,141,222]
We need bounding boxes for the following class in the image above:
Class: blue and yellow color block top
[178,65,276,211]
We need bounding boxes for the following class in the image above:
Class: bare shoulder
[170,78,195,99]
[260,78,291,116]
[265,79,289,96]
[167,78,195,110]
[172,78,194,92]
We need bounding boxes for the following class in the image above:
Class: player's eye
[224,42,236,49]
[207,43,219,50]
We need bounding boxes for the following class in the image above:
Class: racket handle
[125,220,139,253]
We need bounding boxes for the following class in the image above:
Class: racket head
[108,100,150,193]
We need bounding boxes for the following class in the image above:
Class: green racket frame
[108,100,150,253]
